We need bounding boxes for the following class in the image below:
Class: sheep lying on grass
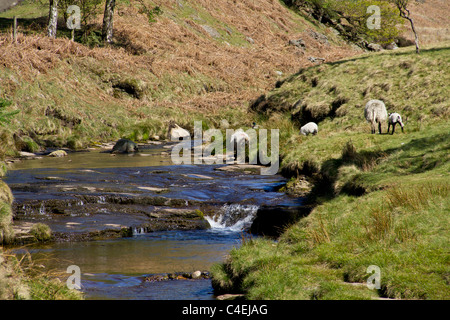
[364,99,388,134]
[300,122,318,136]
[388,112,405,134]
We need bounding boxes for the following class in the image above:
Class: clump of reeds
[386,182,450,212]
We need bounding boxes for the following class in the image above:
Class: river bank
[209,44,450,300]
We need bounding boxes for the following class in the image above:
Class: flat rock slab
[182,174,214,180]
[214,164,265,174]
[216,294,245,300]
[137,186,169,193]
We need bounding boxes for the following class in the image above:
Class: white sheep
[364,99,388,134]
[230,129,250,146]
[387,112,405,134]
[300,122,318,136]
[230,129,250,163]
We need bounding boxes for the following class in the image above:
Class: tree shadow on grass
[0,16,47,34]
[0,16,148,55]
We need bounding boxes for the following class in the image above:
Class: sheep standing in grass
[300,122,318,136]
[387,112,405,134]
[364,99,388,134]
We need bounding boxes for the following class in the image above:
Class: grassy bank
[211,44,450,300]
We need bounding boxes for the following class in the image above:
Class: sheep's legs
[387,123,391,134]
[391,123,396,135]
[371,121,376,134]
[378,122,382,134]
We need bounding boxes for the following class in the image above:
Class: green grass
[270,45,450,175]
[0,248,83,300]
[213,144,449,299]
[211,44,450,300]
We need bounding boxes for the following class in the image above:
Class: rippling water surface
[6,146,299,299]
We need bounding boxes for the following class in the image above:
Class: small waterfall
[97,196,106,204]
[132,227,147,235]
[205,204,259,232]
[39,203,46,215]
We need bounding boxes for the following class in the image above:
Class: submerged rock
[111,139,138,154]
[144,271,209,282]
[18,151,39,159]
[48,150,68,157]
[137,186,169,193]
[215,164,265,174]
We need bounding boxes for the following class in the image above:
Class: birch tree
[47,0,59,38]
[391,0,420,53]
[102,0,116,43]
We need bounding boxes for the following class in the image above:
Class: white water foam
[132,227,147,235]
[205,204,259,232]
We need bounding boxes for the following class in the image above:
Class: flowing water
[5,144,300,300]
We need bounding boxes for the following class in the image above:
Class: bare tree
[391,0,420,53]
[102,0,116,43]
[47,0,59,38]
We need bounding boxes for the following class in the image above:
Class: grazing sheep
[300,122,318,136]
[364,99,388,134]
[388,112,404,134]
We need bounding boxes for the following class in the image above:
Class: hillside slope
[403,0,450,44]
[0,0,360,155]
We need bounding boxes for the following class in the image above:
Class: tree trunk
[406,16,420,54]
[47,0,58,38]
[397,4,420,54]
[102,0,116,43]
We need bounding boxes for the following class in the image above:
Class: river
[5,143,300,299]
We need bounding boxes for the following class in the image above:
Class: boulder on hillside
[367,43,383,52]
